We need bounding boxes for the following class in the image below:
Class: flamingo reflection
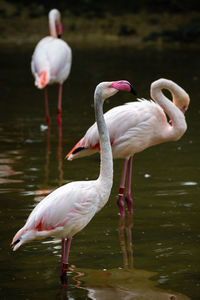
[44,127,63,187]
[118,213,134,269]
[44,127,63,186]
[57,213,188,300]
[35,127,63,202]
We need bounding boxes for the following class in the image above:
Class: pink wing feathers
[12,181,97,251]
[66,100,167,160]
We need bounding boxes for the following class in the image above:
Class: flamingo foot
[117,195,125,217]
[60,263,68,285]
[125,194,133,215]
[60,273,68,285]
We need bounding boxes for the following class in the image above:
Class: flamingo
[31,8,72,136]
[66,78,190,217]
[11,80,134,284]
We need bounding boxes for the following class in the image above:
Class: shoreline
[1,1,200,50]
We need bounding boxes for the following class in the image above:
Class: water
[0,45,199,299]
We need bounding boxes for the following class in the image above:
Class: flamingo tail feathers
[35,71,49,89]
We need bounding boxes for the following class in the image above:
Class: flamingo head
[56,22,63,38]
[35,71,49,89]
[174,93,190,114]
[95,80,136,101]
[152,78,190,115]
[49,9,62,38]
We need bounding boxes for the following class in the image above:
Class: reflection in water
[38,208,191,299]
[65,213,189,300]
[0,151,23,186]
[45,126,63,187]
[35,127,64,202]
[57,134,63,187]
[70,265,85,288]
[118,214,134,270]
[155,180,198,197]
[44,127,51,187]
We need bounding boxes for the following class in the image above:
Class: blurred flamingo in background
[31,9,72,136]
[11,80,134,284]
[66,78,190,217]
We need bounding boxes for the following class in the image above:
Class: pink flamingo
[66,79,190,217]
[31,9,72,136]
[11,80,134,284]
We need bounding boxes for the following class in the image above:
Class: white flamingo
[11,80,134,283]
[31,8,72,135]
[66,79,190,216]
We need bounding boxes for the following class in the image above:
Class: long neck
[94,90,113,201]
[151,79,187,139]
[49,11,59,38]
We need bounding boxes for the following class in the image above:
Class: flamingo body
[11,80,134,282]
[31,36,72,89]
[66,79,190,216]
[12,180,102,251]
[67,99,186,161]
[31,9,72,135]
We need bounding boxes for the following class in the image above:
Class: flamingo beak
[181,107,186,114]
[56,23,62,38]
[130,84,137,95]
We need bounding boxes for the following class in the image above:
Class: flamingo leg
[117,158,129,217]
[60,237,72,284]
[57,84,63,137]
[125,156,133,215]
[44,87,50,127]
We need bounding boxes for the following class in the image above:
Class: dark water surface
[0,46,199,299]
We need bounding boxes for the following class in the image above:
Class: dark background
[3,0,200,14]
[1,0,200,47]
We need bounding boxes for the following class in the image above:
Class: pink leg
[44,88,50,127]
[60,237,72,284]
[117,159,129,217]
[125,156,133,215]
[57,84,63,137]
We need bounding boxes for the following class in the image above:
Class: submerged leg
[60,237,72,284]
[117,159,129,217]
[44,87,50,127]
[125,156,133,214]
[57,84,63,137]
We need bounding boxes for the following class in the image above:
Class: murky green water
[0,46,199,299]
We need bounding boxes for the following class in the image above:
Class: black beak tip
[130,85,137,96]
[12,239,20,246]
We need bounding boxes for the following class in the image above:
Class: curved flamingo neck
[48,9,62,38]
[94,86,113,205]
[151,79,187,140]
